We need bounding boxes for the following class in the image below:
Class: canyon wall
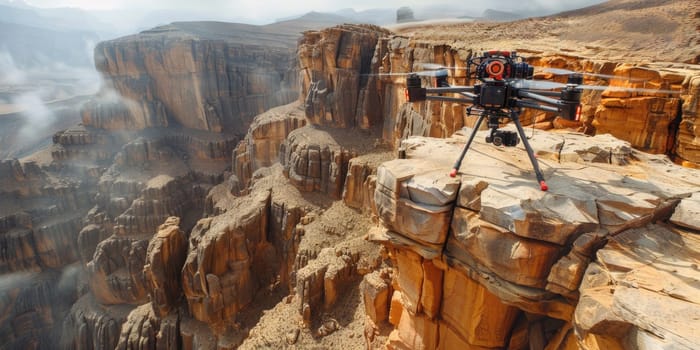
[85,22,299,134]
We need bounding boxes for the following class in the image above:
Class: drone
[405,50,586,191]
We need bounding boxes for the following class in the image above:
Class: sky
[21,0,607,24]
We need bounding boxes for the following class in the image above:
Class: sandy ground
[391,0,700,64]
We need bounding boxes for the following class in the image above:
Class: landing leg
[450,114,486,177]
[511,110,548,191]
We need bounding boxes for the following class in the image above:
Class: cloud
[24,0,607,25]
[15,92,55,141]
[0,50,26,85]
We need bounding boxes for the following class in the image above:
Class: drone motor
[472,51,534,81]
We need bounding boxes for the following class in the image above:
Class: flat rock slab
[398,129,699,242]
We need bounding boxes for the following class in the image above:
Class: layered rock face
[0,159,92,349]
[366,130,699,349]
[86,22,299,133]
[298,24,392,129]
[231,103,307,193]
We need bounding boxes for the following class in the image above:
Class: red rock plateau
[1,1,699,349]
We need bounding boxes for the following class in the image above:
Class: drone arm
[515,100,559,113]
[517,89,581,120]
[517,90,561,106]
[519,89,560,97]
[425,95,476,104]
[425,86,476,93]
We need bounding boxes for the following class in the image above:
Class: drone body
[405,51,585,191]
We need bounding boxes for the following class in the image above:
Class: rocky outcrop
[181,176,309,335]
[298,24,392,129]
[295,237,382,327]
[51,124,116,164]
[366,128,699,349]
[116,304,181,350]
[62,294,132,350]
[181,189,270,330]
[592,64,684,154]
[0,268,81,349]
[575,224,700,349]
[86,22,299,134]
[143,217,187,317]
[87,234,150,305]
[232,103,307,193]
[280,126,356,198]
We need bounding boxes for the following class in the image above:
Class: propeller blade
[512,79,679,95]
[512,80,566,90]
[577,84,680,94]
[536,67,646,81]
[417,63,466,70]
[420,63,447,70]
[363,69,449,77]
[418,69,449,77]
[362,72,411,76]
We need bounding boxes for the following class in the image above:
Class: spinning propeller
[409,62,680,95]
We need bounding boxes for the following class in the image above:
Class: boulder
[670,192,700,230]
[360,270,391,324]
[448,208,562,289]
[374,159,458,245]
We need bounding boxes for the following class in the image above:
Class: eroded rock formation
[87,22,299,133]
[298,24,392,129]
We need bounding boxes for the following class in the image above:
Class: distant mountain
[481,9,525,21]
[333,8,396,25]
[0,3,111,69]
[0,20,99,68]
[0,3,114,36]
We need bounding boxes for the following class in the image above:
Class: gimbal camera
[406,50,583,191]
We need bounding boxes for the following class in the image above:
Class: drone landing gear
[449,110,549,191]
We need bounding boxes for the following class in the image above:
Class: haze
[0,0,605,158]
[20,0,606,27]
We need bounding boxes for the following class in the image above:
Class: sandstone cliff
[366,131,699,349]
[85,21,300,134]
